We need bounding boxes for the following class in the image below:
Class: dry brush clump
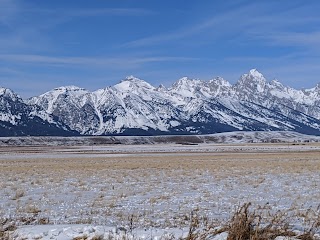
[224,203,320,240]
[0,218,16,240]
[225,203,294,240]
[296,205,320,240]
[182,203,320,240]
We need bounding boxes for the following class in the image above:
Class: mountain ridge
[1,69,320,136]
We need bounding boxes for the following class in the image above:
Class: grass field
[1,143,320,239]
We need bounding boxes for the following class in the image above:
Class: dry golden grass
[1,143,320,237]
[1,149,319,176]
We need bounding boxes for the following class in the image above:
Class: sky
[1,0,320,98]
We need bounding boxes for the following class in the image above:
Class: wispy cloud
[62,8,153,17]
[21,7,154,18]
[121,3,262,48]
[0,54,198,68]
[252,31,320,52]
[235,3,320,53]
[122,1,320,53]
[0,1,154,52]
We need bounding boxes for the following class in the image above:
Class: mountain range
[1,69,320,137]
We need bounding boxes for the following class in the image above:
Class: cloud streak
[0,54,198,69]
[122,2,275,48]
[252,31,320,52]
[121,4,256,48]
[21,7,154,18]
[122,1,320,54]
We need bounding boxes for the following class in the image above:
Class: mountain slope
[28,86,99,135]
[0,87,78,137]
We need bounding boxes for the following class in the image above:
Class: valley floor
[1,143,320,239]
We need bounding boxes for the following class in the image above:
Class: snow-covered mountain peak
[172,77,202,88]
[156,84,167,92]
[236,69,267,93]
[34,86,89,102]
[52,86,88,93]
[115,76,154,93]
[270,79,281,85]
[123,75,142,82]
[179,76,190,81]
[204,77,233,97]
[303,83,320,98]
[269,79,285,89]
[26,85,91,116]
[0,87,20,101]
[240,69,266,82]
[248,68,264,78]
[178,76,200,82]
[170,77,204,98]
[0,87,12,96]
[209,77,231,87]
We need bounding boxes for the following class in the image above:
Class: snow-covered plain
[0,131,320,147]
[1,141,320,239]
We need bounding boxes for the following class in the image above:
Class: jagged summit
[156,84,167,91]
[208,77,231,86]
[303,83,320,97]
[177,76,191,81]
[115,75,154,92]
[236,69,267,93]
[53,86,87,92]
[122,75,143,82]
[248,68,264,78]
[171,76,202,89]
[173,76,201,83]
[270,79,281,85]
[170,77,204,98]
[238,69,266,82]
[0,87,20,101]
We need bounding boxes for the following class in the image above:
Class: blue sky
[1,0,320,98]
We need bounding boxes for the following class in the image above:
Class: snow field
[0,143,320,239]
